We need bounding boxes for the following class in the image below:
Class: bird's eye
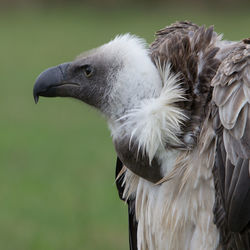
[82,65,93,78]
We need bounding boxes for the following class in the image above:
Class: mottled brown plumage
[150,21,221,148]
[211,41,250,249]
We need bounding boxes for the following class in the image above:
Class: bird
[33,21,250,250]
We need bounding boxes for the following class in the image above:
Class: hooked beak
[33,62,80,103]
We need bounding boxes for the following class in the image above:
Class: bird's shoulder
[150,21,221,147]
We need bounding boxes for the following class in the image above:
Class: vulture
[33,21,250,250]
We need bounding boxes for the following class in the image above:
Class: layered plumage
[33,21,250,250]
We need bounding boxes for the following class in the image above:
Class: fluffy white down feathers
[103,34,163,120]
[114,62,187,163]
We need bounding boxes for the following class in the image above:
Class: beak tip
[33,93,39,104]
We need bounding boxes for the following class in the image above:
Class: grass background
[0,4,249,250]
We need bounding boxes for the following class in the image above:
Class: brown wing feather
[150,21,221,147]
[212,40,250,249]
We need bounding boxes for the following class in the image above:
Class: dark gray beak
[33,62,79,103]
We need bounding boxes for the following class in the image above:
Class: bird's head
[33,34,162,121]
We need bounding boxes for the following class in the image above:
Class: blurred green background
[0,1,249,249]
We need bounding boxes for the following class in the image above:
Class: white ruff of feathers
[103,34,163,120]
[115,62,187,163]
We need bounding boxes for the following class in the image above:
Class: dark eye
[82,64,93,78]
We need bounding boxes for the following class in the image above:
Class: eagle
[33,22,250,250]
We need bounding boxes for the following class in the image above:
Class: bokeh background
[0,0,249,249]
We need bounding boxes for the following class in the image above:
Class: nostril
[58,62,70,78]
